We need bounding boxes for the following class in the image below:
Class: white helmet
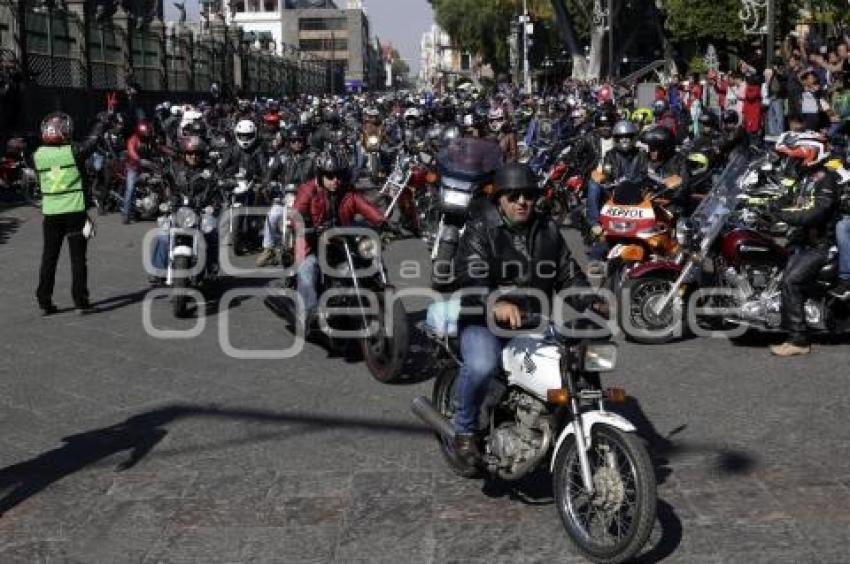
[170,105,183,117]
[404,107,421,123]
[234,119,258,149]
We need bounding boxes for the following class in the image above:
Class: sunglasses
[505,189,537,202]
[323,172,341,180]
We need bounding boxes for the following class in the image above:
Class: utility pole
[330,31,335,94]
[607,0,614,78]
[765,0,775,67]
[522,0,530,92]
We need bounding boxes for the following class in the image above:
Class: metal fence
[0,0,330,97]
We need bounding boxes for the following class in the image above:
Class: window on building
[299,38,348,52]
[298,17,346,31]
[461,53,472,71]
[246,0,261,11]
[233,0,245,11]
[264,0,277,11]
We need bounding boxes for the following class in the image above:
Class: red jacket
[293,178,385,258]
[741,82,762,133]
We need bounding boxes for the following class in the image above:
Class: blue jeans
[586,178,604,228]
[837,217,850,280]
[454,325,505,434]
[296,254,320,317]
[123,168,139,219]
[152,230,169,271]
[262,202,285,250]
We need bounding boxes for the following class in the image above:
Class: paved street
[1,202,850,563]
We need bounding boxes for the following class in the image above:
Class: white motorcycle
[412,312,656,563]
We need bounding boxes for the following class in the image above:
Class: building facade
[418,23,490,91]
[224,0,375,92]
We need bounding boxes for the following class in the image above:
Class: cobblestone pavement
[1,204,850,563]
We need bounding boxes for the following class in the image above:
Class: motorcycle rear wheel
[432,368,480,478]
[362,291,409,383]
[552,425,657,564]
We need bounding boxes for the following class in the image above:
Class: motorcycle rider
[586,119,649,239]
[34,112,106,314]
[653,99,679,138]
[641,125,692,216]
[220,118,267,182]
[450,163,591,464]
[123,119,158,224]
[149,135,214,280]
[292,151,386,332]
[485,106,518,162]
[256,125,316,267]
[767,132,839,356]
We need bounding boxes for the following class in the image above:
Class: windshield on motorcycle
[689,151,750,244]
[437,137,503,182]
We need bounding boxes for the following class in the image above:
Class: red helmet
[41,112,73,145]
[263,112,280,128]
[136,120,154,139]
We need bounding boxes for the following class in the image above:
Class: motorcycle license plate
[443,189,472,207]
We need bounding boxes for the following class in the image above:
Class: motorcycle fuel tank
[720,228,787,267]
[502,336,562,402]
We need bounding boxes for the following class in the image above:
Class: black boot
[453,433,481,466]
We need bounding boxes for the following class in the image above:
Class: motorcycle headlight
[366,135,381,151]
[583,342,618,372]
[357,236,377,259]
[174,207,198,229]
[442,189,472,208]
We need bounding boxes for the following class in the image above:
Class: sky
[163,1,435,74]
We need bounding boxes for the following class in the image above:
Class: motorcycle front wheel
[361,290,409,383]
[619,276,683,345]
[552,424,657,564]
[172,256,191,318]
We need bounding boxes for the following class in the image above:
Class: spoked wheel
[620,277,683,345]
[432,368,480,478]
[552,425,657,564]
[362,291,409,383]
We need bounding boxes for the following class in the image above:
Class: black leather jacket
[648,152,691,212]
[220,143,267,182]
[453,202,589,325]
[264,150,315,188]
[602,147,648,180]
[775,166,839,248]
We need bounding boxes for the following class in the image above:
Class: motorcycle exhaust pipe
[411,396,456,440]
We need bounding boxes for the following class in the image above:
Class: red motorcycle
[539,145,583,224]
[619,154,849,344]
[0,137,39,206]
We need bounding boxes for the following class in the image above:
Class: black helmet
[722,109,739,126]
[316,150,346,178]
[699,112,719,129]
[652,99,669,116]
[287,125,309,142]
[493,163,539,197]
[612,120,639,152]
[594,112,614,129]
[640,126,675,157]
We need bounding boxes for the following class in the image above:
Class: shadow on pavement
[0,216,21,245]
[0,403,431,517]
